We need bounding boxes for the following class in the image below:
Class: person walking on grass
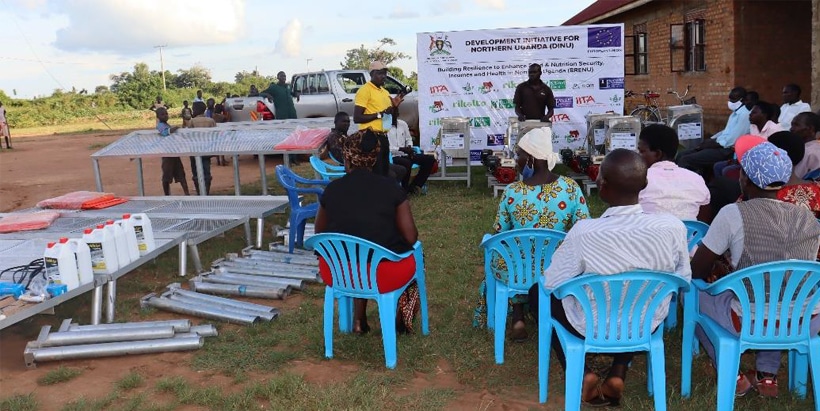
[155,107,190,196]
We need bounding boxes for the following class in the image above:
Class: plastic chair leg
[649,344,668,411]
[537,303,551,403]
[715,343,742,411]
[417,272,430,336]
[680,321,695,397]
[486,276,496,330]
[789,351,808,398]
[323,287,334,359]
[665,295,678,330]
[338,296,353,333]
[809,340,820,408]
[378,293,399,369]
[287,218,297,253]
[563,345,585,411]
[493,284,509,364]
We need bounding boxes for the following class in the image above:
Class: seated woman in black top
[314,129,420,334]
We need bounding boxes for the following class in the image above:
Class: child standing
[181,101,193,128]
[156,107,190,196]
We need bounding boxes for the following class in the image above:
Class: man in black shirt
[513,63,556,122]
[323,112,350,163]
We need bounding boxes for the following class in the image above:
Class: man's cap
[734,134,766,162]
[369,61,387,71]
[739,142,792,191]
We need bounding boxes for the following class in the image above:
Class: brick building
[565,0,818,135]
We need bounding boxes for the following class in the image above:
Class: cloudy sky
[0,0,595,99]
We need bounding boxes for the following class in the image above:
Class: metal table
[0,233,185,330]
[90,119,334,197]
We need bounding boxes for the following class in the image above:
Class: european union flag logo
[588,26,621,48]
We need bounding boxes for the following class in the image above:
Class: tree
[109,62,164,108]
[95,85,110,94]
[174,64,212,89]
[340,38,409,70]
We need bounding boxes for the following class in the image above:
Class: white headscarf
[517,127,560,170]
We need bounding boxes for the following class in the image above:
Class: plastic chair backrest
[305,233,412,297]
[802,168,820,181]
[275,165,327,206]
[309,155,345,180]
[481,228,565,292]
[552,271,689,344]
[682,220,709,252]
[706,260,820,344]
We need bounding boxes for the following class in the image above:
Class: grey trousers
[695,290,820,374]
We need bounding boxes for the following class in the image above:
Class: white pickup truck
[289,70,419,133]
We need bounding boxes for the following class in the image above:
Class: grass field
[0,162,817,411]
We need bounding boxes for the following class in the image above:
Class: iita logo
[429,33,453,56]
[462,83,475,94]
[491,99,515,109]
[551,113,571,122]
[479,81,496,94]
[429,101,446,113]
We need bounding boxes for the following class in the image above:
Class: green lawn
[0,164,816,411]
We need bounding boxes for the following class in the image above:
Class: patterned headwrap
[739,142,792,190]
[343,129,380,169]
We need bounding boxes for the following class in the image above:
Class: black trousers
[189,156,212,195]
[393,153,436,190]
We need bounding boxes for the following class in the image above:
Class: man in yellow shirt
[353,61,404,176]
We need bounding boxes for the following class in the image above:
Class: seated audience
[324,112,407,184]
[314,130,421,334]
[749,101,782,138]
[677,87,750,176]
[691,141,820,398]
[473,128,590,340]
[778,83,812,130]
[638,124,709,220]
[768,130,820,218]
[387,118,436,195]
[528,149,689,406]
[791,112,820,179]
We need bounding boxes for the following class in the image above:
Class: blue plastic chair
[274,165,329,253]
[803,168,820,181]
[309,155,345,181]
[538,272,689,408]
[305,233,429,369]
[681,260,820,410]
[480,228,565,364]
[665,220,710,330]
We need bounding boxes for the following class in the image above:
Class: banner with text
[416,25,624,162]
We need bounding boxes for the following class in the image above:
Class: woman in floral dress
[473,128,589,341]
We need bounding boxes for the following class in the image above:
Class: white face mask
[727,100,743,111]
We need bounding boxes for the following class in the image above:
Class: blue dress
[473,176,590,328]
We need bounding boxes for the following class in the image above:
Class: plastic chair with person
[537,271,690,408]
[680,260,820,411]
[664,220,710,330]
[480,228,565,364]
[274,165,329,253]
[309,155,345,181]
[305,233,429,369]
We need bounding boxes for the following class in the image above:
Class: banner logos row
[425,76,624,97]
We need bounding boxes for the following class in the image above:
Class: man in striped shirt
[529,149,690,406]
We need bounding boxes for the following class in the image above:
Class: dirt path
[0,131,278,212]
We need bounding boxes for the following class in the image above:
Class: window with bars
[685,19,706,71]
[625,23,648,75]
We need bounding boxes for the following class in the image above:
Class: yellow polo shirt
[354,81,391,132]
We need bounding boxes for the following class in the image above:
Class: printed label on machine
[593,129,606,145]
[610,132,637,151]
[677,123,702,141]
[442,133,464,149]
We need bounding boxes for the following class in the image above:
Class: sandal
[753,371,778,398]
[581,373,608,407]
[735,372,754,397]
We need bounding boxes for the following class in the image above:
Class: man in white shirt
[791,112,820,179]
[387,118,436,195]
[529,149,691,405]
[778,84,812,130]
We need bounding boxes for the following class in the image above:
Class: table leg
[178,239,187,277]
[105,280,117,323]
[189,243,203,273]
[136,158,145,196]
[93,158,104,192]
[233,155,241,196]
[195,157,206,196]
[244,221,253,248]
[256,217,264,249]
[91,285,103,325]
[259,154,268,195]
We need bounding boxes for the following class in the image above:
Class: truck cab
[290,70,419,133]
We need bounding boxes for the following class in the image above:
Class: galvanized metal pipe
[268,244,314,256]
[25,336,203,368]
[165,285,278,314]
[240,248,318,266]
[105,279,117,324]
[188,324,218,337]
[206,271,305,289]
[213,262,319,281]
[163,294,278,321]
[67,319,192,333]
[199,273,297,290]
[189,280,288,299]
[32,325,176,348]
[218,258,318,274]
[90,285,103,325]
[140,293,260,325]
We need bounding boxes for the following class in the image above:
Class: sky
[0,0,596,99]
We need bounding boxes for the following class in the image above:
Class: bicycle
[627,84,695,124]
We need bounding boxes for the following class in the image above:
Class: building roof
[563,0,645,25]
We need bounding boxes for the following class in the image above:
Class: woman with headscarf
[473,127,590,341]
[314,130,421,334]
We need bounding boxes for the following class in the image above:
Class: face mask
[521,164,534,179]
[727,100,743,111]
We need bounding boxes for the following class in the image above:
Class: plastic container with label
[117,215,140,262]
[82,227,119,274]
[106,220,131,267]
[65,238,94,286]
[123,213,155,256]
[43,239,80,291]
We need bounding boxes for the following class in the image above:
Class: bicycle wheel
[629,107,661,124]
